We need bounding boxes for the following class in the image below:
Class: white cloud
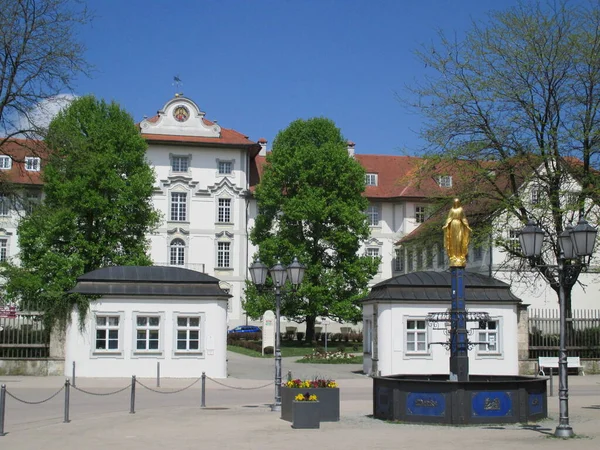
[4,94,77,138]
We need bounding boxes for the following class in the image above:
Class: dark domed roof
[364,271,521,303]
[71,266,230,298]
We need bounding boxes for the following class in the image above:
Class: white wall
[366,301,519,377]
[65,296,228,378]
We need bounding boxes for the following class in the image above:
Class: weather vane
[173,75,183,97]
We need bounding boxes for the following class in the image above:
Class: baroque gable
[139,96,221,138]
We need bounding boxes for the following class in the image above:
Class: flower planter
[292,400,320,429]
[281,387,340,422]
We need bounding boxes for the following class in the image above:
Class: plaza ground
[0,352,599,449]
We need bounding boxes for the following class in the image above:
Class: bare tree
[404,1,600,315]
[0,0,91,149]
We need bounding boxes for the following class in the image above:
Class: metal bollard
[287,370,292,382]
[72,361,76,388]
[157,361,160,388]
[549,367,554,397]
[130,375,136,414]
[0,384,6,436]
[201,372,206,408]
[64,379,71,423]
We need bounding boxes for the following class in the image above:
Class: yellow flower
[308,394,318,401]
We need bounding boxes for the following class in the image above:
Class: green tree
[2,95,161,329]
[246,118,378,342]
[405,0,600,316]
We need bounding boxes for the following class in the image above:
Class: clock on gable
[173,105,190,123]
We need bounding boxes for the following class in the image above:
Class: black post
[0,384,6,436]
[130,375,136,414]
[273,283,282,411]
[63,379,71,423]
[449,267,469,382]
[201,372,206,408]
[72,361,76,388]
[549,367,554,397]
[555,263,573,438]
[157,362,160,388]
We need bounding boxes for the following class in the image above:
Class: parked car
[228,325,261,334]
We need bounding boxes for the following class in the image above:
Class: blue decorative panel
[528,393,544,415]
[376,387,391,417]
[471,391,513,417]
[406,392,446,417]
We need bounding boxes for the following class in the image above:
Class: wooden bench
[538,356,585,376]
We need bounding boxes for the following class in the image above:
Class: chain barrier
[72,385,131,396]
[136,377,200,394]
[206,376,273,390]
[5,386,65,405]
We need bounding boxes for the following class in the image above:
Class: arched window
[170,239,186,266]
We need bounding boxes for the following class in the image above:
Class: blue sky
[73,0,525,155]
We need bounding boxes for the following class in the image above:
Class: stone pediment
[140,96,221,138]
[196,177,243,197]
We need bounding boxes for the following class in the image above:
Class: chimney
[258,137,268,156]
[347,140,356,157]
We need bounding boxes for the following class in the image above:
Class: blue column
[450,267,469,381]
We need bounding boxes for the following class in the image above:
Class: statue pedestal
[450,267,469,382]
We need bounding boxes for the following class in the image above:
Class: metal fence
[528,309,600,359]
[0,312,49,358]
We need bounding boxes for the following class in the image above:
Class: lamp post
[249,257,305,412]
[519,216,597,438]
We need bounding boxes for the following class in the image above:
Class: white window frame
[91,312,124,357]
[416,250,423,270]
[415,205,426,224]
[507,229,520,253]
[366,205,380,227]
[173,313,205,357]
[404,317,431,358]
[217,198,232,223]
[365,173,378,186]
[217,160,234,176]
[169,191,188,222]
[426,247,434,269]
[171,155,190,173]
[394,248,404,273]
[169,238,186,266]
[366,247,381,272]
[216,241,231,269]
[475,318,503,358]
[0,238,8,262]
[132,312,165,357]
[0,155,12,170]
[25,157,40,172]
[437,175,452,188]
[531,186,542,205]
[0,195,10,217]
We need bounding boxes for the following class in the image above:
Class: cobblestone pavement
[0,354,599,450]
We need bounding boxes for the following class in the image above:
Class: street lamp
[249,257,305,412]
[519,217,597,438]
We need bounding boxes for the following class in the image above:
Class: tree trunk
[305,316,316,343]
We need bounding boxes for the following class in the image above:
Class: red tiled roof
[0,139,46,186]
[141,116,261,153]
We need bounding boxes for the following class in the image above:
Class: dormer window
[25,157,40,172]
[437,175,452,188]
[365,173,378,186]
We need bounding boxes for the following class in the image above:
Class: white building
[65,266,230,378]
[361,271,524,377]
[2,95,598,332]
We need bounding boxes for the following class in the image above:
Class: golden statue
[442,198,472,267]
